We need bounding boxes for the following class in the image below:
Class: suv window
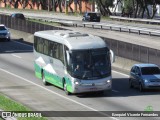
[0,26,6,30]
[135,67,141,75]
[131,66,136,73]
[141,67,160,75]
[88,13,96,16]
[11,13,25,20]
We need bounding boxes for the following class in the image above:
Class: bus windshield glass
[70,47,111,80]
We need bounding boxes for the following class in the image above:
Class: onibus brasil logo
[144,105,153,112]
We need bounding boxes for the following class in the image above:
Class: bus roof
[34,30,107,50]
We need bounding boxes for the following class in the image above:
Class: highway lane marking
[111,70,129,93]
[0,68,119,120]
[5,50,33,53]
[12,41,33,47]
[11,54,22,59]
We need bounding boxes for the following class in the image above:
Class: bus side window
[48,41,64,63]
[43,39,49,55]
[58,44,64,63]
[37,38,44,53]
[54,43,59,58]
[49,42,54,57]
[34,36,37,51]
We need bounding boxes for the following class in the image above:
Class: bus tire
[64,82,70,95]
[42,71,49,85]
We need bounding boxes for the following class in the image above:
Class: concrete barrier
[112,56,141,74]
[10,29,34,43]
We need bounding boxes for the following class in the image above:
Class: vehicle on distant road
[10,13,25,20]
[129,64,160,92]
[34,30,115,95]
[82,12,101,22]
[0,24,10,41]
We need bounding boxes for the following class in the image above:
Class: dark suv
[11,13,25,20]
[82,12,101,22]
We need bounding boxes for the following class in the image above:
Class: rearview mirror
[110,50,115,63]
[66,50,70,65]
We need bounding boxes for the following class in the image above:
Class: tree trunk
[133,0,138,18]
[58,0,62,12]
[151,4,157,19]
[69,0,73,13]
[14,0,20,8]
[74,0,78,13]
[78,0,82,14]
[99,0,108,16]
[53,0,57,12]
[141,7,145,18]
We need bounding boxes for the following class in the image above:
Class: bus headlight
[74,80,81,85]
[75,81,79,85]
[107,80,111,83]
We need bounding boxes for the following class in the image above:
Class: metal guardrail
[28,16,160,36]
[82,22,160,36]
[110,16,160,24]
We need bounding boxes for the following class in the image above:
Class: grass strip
[28,18,61,26]
[0,93,47,120]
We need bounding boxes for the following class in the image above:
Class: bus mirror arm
[110,50,115,63]
[66,51,70,65]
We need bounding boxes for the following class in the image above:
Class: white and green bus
[34,30,115,95]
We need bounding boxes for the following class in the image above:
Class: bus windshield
[69,48,111,80]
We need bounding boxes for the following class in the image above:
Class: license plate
[0,36,5,38]
[90,88,97,90]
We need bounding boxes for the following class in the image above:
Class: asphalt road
[0,40,160,120]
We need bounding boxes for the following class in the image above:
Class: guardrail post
[110,26,112,31]
[149,32,151,36]
[101,26,102,29]
[92,25,94,28]
[120,28,121,32]
[138,30,140,35]
[128,29,130,33]
[83,24,85,27]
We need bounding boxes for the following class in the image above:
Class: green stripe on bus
[34,63,42,79]
[44,71,63,89]
[64,77,73,93]
[34,63,73,93]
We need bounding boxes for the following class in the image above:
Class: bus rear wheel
[64,82,71,95]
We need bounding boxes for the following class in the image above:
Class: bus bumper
[73,83,112,94]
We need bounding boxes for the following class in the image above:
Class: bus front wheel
[64,82,70,95]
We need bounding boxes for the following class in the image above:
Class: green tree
[123,0,133,17]
[90,0,113,16]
